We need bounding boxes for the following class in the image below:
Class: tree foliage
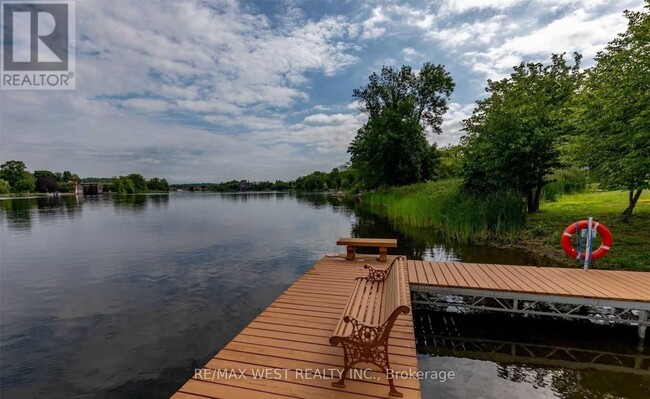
[13,175,36,193]
[34,170,60,193]
[147,177,170,191]
[570,5,650,220]
[461,53,582,212]
[0,160,28,189]
[438,145,464,178]
[0,180,11,194]
[349,63,454,188]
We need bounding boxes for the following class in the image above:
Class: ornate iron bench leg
[332,343,350,388]
[332,340,403,397]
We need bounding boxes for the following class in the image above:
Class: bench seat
[336,237,398,261]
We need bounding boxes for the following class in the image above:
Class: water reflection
[415,310,650,398]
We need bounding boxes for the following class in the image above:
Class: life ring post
[561,219,613,268]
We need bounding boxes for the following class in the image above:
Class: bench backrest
[379,257,409,323]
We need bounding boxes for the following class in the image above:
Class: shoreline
[361,182,649,272]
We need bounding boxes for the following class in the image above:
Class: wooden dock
[172,254,421,399]
[172,254,650,399]
[407,261,650,302]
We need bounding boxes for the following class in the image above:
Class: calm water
[1,193,648,398]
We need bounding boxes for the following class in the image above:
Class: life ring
[561,220,613,261]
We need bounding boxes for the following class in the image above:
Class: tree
[127,174,147,192]
[111,176,136,194]
[127,173,147,192]
[349,63,454,187]
[34,170,60,193]
[0,180,10,194]
[462,53,582,212]
[438,145,464,178]
[61,170,80,183]
[13,174,35,193]
[0,160,28,189]
[147,177,170,191]
[570,5,650,220]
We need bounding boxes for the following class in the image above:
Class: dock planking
[172,254,421,399]
[408,261,650,302]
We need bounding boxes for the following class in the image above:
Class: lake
[1,193,648,398]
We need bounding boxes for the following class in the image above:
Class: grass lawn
[523,190,650,271]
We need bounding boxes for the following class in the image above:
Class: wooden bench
[337,237,398,262]
[329,256,410,397]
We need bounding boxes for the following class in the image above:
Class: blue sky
[0,0,643,182]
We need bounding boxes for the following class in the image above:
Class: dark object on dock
[330,256,410,397]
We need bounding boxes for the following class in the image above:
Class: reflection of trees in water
[349,201,443,259]
[416,310,650,398]
[217,192,284,203]
[294,193,446,259]
[149,194,170,208]
[113,194,148,210]
[496,363,650,398]
[0,198,35,231]
[0,195,85,231]
[295,192,330,208]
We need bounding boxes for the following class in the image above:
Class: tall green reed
[364,179,526,242]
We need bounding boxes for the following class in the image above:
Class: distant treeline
[0,160,82,194]
[0,160,170,194]
[171,166,363,193]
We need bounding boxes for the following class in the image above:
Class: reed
[364,179,526,242]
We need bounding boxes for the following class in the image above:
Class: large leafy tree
[348,63,454,187]
[34,170,60,193]
[0,160,28,189]
[570,5,649,221]
[462,53,582,212]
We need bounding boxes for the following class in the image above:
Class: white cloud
[361,6,388,39]
[303,113,360,125]
[121,98,173,112]
[402,47,423,62]
[435,102,475,146]
[424,0,644,80]
[438,0,524,15]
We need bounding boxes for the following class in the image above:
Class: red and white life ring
[561,220,613,261]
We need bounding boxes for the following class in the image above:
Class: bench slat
[336,238,398,247]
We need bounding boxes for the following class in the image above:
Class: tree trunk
[527,189,535,213]
[621,189,643,222]
[526,186,543,213]
[533,184,543,212]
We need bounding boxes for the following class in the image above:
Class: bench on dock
[330,256,410,397]
[337,237,398,262]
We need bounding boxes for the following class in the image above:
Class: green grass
[364,179,526,242]
[542,168,588,202]
[364,180,649,271]
[524,190,650,271]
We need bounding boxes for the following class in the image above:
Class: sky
[0,0,644,183]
